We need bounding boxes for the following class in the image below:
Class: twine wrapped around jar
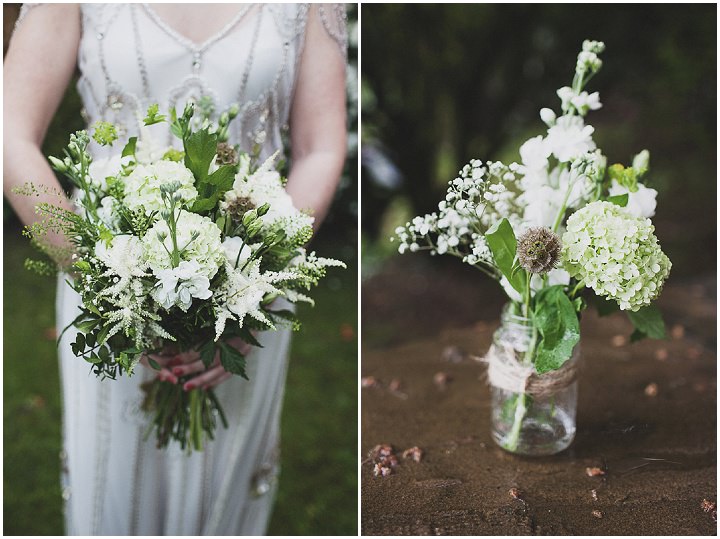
[483,343,580,398]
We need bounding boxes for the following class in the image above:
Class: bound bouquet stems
[142,379,228,452]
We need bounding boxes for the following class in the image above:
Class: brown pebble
[508,487,523,500]
[591,489,599,501]
[373,463,392,477]
[434,371,451,389]
[586,466,606,477]
[388,378,402,392]
[369,444,394,460]
[402,446,424,463]
[644,382,659,397]
[654,348,669,361]
[441,345,465,363]
[670,324,685,339]
[687,346,702,360]
[701,499,716,513]
[611,334,626,347]
[591,509,603,519]
[361,376,380,389]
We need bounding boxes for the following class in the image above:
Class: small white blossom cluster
[393,159,522,268]
[562,201,671,311]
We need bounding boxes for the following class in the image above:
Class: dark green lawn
[3,229,358,535]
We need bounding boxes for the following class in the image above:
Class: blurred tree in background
[362,4,716,280]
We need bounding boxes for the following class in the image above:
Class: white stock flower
[608,179,657,218]
[539,108,556,127]
[123,161,198,215]
[570,91,602,113]
[545,116,596,162]
[519,136,551,171]
[152,260,212,311]
[135,123,171,164]
[143,210,224,278]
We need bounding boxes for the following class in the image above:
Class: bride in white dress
[4,3,347,535]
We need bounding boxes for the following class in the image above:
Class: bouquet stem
[141,379,229,452]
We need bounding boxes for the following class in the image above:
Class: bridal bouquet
[21,103,344,451]
[393,41,671,454]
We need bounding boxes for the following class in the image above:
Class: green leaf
[485,218,526,295]
[184,129,218,183]
[147,357,161,370]
[218,341,248,380]
[71,333,86,356]
[198,340,216,369]
[606,193,628,207]
[84,354,103,365]
[96,324,111,345]
[533,285,580,374]
[627,304,666,341]
[206,165,235,189]
[122,137,137,158]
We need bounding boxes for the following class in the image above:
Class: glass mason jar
[487,306,579,456]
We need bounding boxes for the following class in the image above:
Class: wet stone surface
[362,261,716,535]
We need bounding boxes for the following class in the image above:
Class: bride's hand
[150,337,253,390]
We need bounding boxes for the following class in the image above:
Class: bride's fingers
[184,365,231,390]
[171,357,217,378]
[140,354,178,384]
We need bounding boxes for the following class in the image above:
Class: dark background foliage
[362,3,716,281]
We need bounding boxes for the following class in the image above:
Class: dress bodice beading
[18,3,347,160]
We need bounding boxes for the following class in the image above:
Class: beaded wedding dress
[17,3,346,535]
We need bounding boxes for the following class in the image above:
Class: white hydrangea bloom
[608,179,658,218]
[562,201,671,311]
[143,210,224,279]
[151,260,212,311]
[123,161,198,215]
[545,116,596,163]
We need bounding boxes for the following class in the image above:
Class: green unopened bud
[218,112,230,126]
[632,150,650,178]
[246,220,263,237]
[156,231,168,242]
[242,210,258,227]
[160,210,172,221]
[256,203,270,217]
[48,156,68,172]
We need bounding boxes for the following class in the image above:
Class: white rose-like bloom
[562,201,671,311]
[143,210,224,279]
[608,179,657,218]
[95,235,148,279]
[545,116,596,163]
[152,260,212,311]
[123,161,198,215]
[222,236,253,269]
